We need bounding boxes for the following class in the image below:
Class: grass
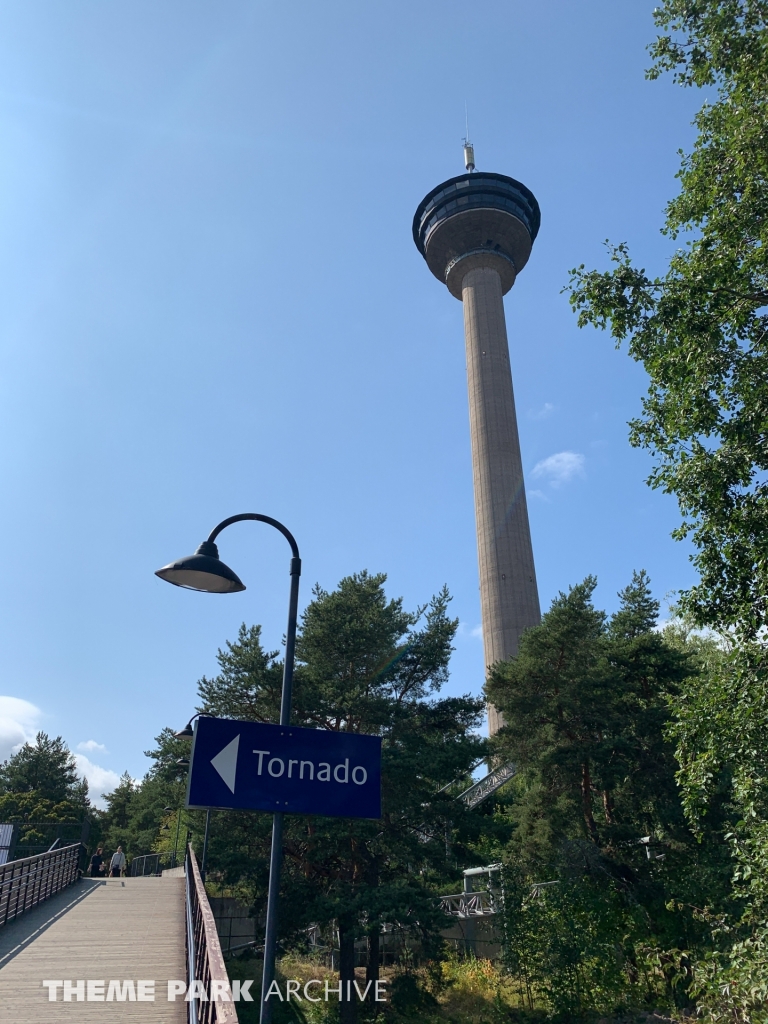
[225,951,544,1023]
[223,952,685,1024]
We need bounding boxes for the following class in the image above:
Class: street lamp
[170,808,183,869]
[175,712,211,738]
[164,805,184,871]
[156,512,301,1024]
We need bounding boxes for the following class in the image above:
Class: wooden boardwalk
[0,876,187,1022]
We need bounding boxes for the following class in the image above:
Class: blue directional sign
[186,716,382,819]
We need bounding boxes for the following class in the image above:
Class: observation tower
[412,144,541,735]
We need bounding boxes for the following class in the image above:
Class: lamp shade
[155,541,245,594]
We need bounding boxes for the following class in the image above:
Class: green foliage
[487,572,691,874]
[502,870,689,1018]
[485,573,741,1015]
[564,3,768,1016]
[226,951,537,1024]
[98,729,191,859]
[0,732,91,851]
[0,791,85,824]
[428,954,531,1023]
[97,571,484,1021]
[197,624,283,723]
[200,572,484,1023]
[665,637,768,1020]
[566,0,768,635]
[292,573,455,731]
[94,568,747,1021]
[0,732,88,808]
[0,791,89,852]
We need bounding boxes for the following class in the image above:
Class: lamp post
[200,809,211,881]
[170,810,182,869]
[174,713,210,869]
[166,803,183,870]
[156,513,301,1024]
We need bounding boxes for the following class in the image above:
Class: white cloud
[77,740,107,754]
[73,754,121,809]
[528,488,550,502]
[0,696,42,763]
[457,622,484,641]
[0,698,120,809]
[531,402,555,420]
[532,451,585,488]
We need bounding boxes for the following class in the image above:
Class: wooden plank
[0,877,187,1021]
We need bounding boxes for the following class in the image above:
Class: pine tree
[197,571,484,1024]
[0,732,86,806]
[486,573,731,1008]
[486,577,611,869]
[487,573,690,874]
[99,733,190,858]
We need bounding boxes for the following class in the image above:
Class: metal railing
[130,853,163,877]
[440,890,500,918]
[457,762,517,809]
[0,823,15,865]
[0,842,81,927]
[186,845,238,1024]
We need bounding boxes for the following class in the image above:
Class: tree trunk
[365,857,380,1001]
[602,788,615,824]
[366,927,380,1002]
[581,760,599,842]
[338,920,357,1024]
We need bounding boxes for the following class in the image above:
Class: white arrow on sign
[210,734,240,794]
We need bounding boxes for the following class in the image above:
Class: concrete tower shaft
[413,170,541,735]
[462,263,540,734]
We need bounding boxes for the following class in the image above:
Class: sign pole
[200,809,211,880]
[155,513,323,1023]
[260,555,301,1024]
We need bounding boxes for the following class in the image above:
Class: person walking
[89,847,104,877]
[109,846,126,877]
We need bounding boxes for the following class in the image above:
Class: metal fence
[0,823,14,866]
[0,819,90,860]
[0,819,90,861]
[130,853,163,877]
[0,842,81,927]
[186,845,238,1024]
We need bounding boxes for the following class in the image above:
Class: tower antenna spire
[463,102,475,172]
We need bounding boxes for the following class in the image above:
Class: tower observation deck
[413,166,541,735]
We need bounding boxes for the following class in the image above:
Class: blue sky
[0,1,702,802]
